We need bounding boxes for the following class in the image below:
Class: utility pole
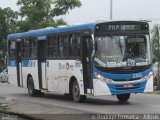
[110,0,113,20]
[157,24,159,77]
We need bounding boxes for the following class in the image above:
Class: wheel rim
[28,83,33,94]
[28,80,34,95]
[73,84,80,100]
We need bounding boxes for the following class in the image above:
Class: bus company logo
[66,63,74,71]
[28,60,36,67]
[58,63,65,70]
[66,63,69,70]
[75,61,81,67]
[58,63,61,70]
[11,61,16,66]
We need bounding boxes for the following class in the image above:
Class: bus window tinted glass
[23,39,30,58]
[30,38,37,59]
[58,35,68,58]
[9,41,16,58]
[48,36,57,58]
[69,33,80,58]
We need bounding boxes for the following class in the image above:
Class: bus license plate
[124,84,133,88]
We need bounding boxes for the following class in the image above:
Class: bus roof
[7,22,96,40]
[7,20,149,40]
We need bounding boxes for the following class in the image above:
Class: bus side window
[69,33,80,58]
[22,38,30,59]
[69,34,73,57]
[47,36,58,58]
[30,38,37,59]
[58,34,68,58]
[9,41,16,58]
[58,35,64,57]
[63,35,68,58]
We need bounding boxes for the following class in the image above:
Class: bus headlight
[95,72,112,83]
[144,71,153,80]
[95,73,104,79]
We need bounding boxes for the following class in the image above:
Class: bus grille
[112,78,142,82]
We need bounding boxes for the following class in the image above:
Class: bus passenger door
[15,41,23,87]
[37,40,47,89]
[82,35,93,94]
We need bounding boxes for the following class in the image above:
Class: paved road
[0,83,160,115]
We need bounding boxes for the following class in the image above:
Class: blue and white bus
[7,21,153,102]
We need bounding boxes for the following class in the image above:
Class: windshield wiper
[118,39,123,54]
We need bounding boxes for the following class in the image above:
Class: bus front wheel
[116,93,130,102]
[72,80,86,102]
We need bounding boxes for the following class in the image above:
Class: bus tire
[116,93,130,102]
[27,76,37,96]
[72,80,86,102]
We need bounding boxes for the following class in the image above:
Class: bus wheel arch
[69,76,86,102]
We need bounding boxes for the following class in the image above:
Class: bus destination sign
[96,22,149,34]
[108,25,139,31]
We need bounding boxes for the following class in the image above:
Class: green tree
[17,0,81,31]
[0,7,18,69]
[3,7,19,34]
[53,0,81,16]
[0,7,18,39]
[0,7,7,39]
[151,24,160,90]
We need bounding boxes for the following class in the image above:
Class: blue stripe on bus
[93,65,152,80]
[22,60,36,67]
[8,59,37,67]
[22,60,30,67]
[8,59,16,67]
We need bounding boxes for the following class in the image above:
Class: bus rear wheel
[116,93,130,102]
[28,76,37,96]
[72,80,86,102]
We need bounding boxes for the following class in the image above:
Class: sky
[0,0,160,26]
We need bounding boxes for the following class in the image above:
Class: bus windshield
[94,35,151,68]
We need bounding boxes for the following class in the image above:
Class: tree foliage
[53,0,81,16]
[151,24,160,60]
[0,7,18,39]
[17,0,81,30]
[0,7,16,69]
[0,0,82,35]
[151,24,160,90]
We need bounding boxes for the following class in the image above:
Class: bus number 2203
[133,73,142,79]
